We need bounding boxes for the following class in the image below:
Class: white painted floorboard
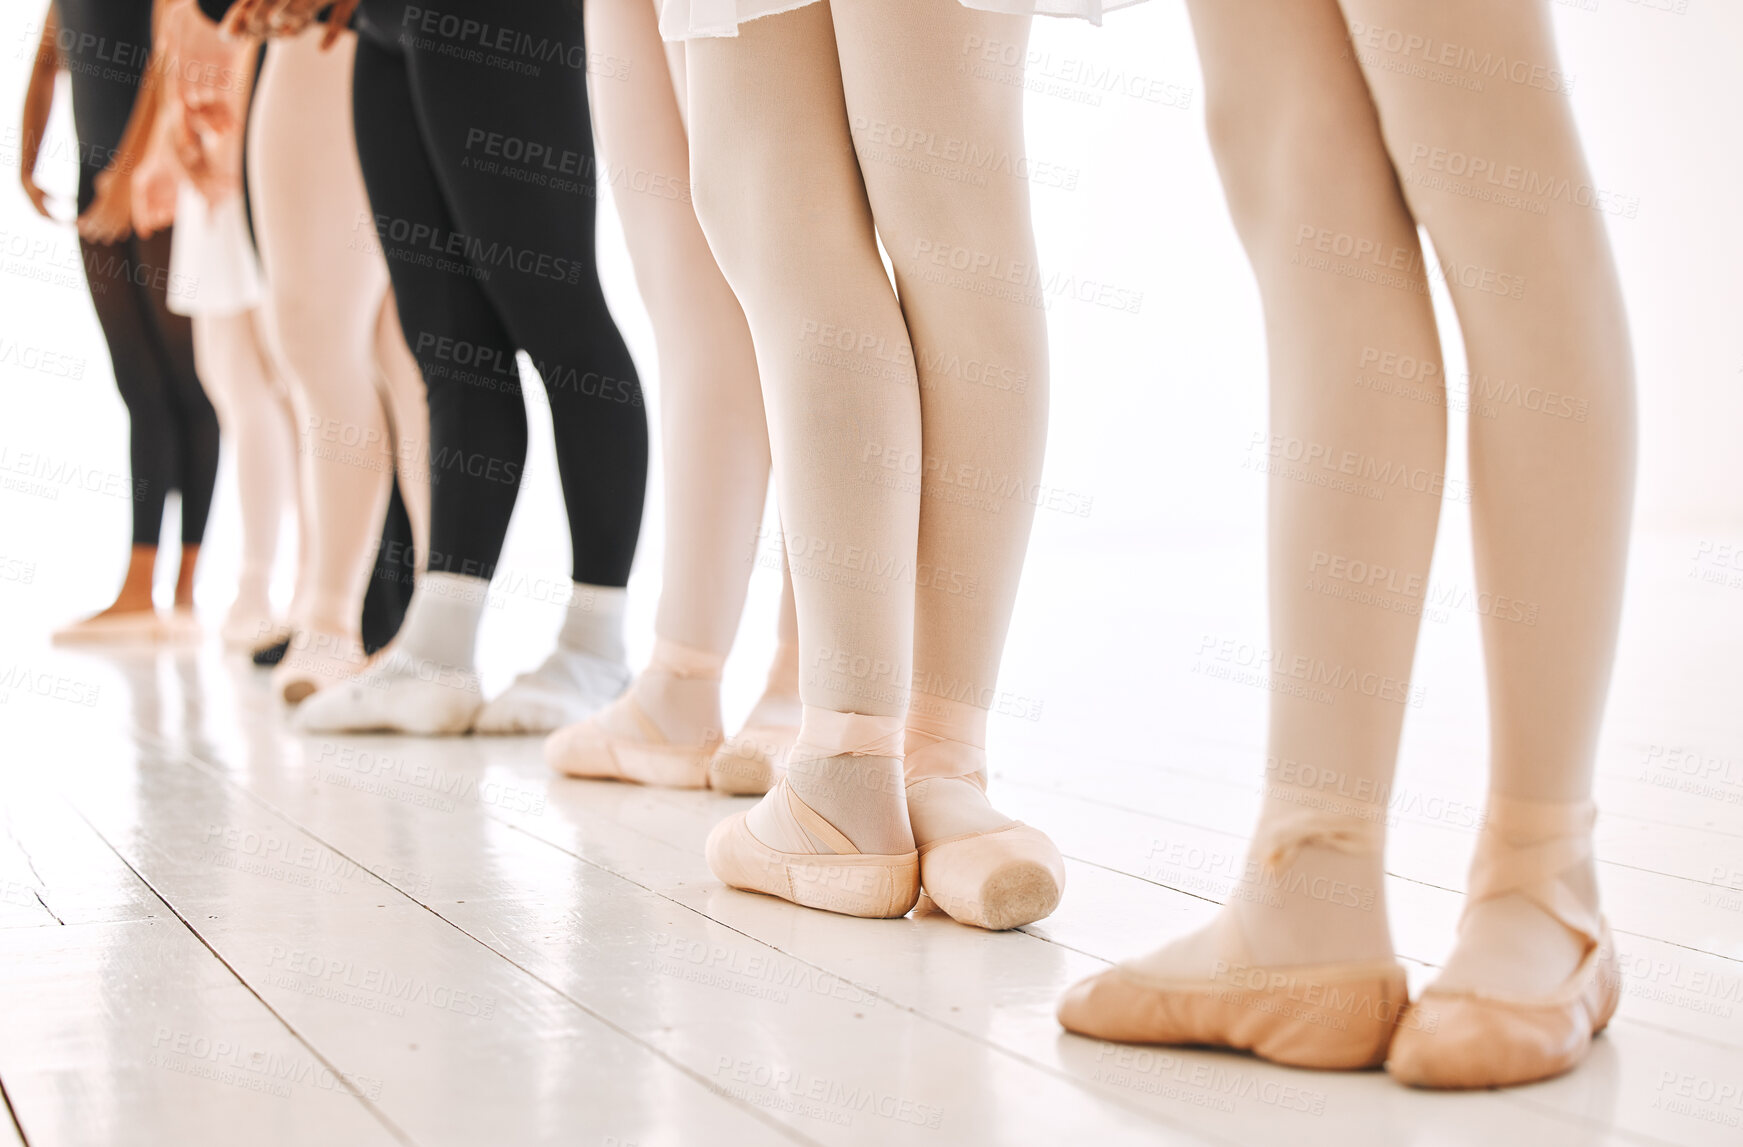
[1,532,1738,1146]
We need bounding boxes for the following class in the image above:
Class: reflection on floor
[0,531,1737,1147]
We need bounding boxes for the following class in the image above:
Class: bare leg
[1340,0,1635,1075]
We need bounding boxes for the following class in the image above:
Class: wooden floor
[0,528,1738,1147]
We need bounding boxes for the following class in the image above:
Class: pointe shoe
[707,723,797,795]
[904,737,1064,931]
[707,777,920,919]
[915,823,1065,931]
[545,695,717,789]
[52,608,166,645]
[1388,798,1619,1089]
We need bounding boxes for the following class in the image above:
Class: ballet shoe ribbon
[791,708,906,762]
[648,638,725,682]
[1464,796,1599,943]
[901,730,988,787]
[1253,805,1385,872]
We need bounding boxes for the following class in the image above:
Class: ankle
[787,753,912,854]
[1231,845,1393,967]
[762,640,800,698]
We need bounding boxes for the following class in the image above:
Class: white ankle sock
[394,572,488,669]
[294,572,486,735]
[749,708,912,855]
[558,583,627,661]
[474,583,633,734]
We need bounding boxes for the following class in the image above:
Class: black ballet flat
[251,638,290,667]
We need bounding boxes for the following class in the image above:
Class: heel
[706,799,920,920]
[707,724,795,795]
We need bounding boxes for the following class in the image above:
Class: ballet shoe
[1057,941,1410,1070]
[252,637,291,666]
[904,736,1064,931]
[474,650,630,735]
[1058,810,1407,1069]
[916,823,1065,931]
[222,610,287,652]
[706,778,919,919]
[52,608,166,645]
[1387,798,1618,1089]
[272,627,369,704]
[545,695,717,789]
[293,649,481,735]
[707,723,797,795]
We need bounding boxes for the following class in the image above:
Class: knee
[690,136,822,305]
[1202,88,1399,256]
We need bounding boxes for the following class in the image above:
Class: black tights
[351,0,648,587]
[56,0,219,547]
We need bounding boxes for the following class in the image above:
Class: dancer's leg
[1339,0,1635,1087]
[72,232,176,621]
[379,0,651,736]
[293,30,529,735]
[1060,0,1442,1066]
[133,224,221,608]
[250,29,396,699]
[372,290,429,572]
[191,307,295,643]
[690,4,922,912]
[829,0,1060,929]
[538,0,775,764]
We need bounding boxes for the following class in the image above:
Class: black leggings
[55,0,220,547]
[351,0,648,586]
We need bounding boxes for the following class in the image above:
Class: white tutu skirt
[660,0,1146,40]
[166,183,265,318]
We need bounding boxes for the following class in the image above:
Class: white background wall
[0,0,1736,716]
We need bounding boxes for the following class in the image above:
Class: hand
[320,0,359,49]
[77,168,134,244]
[221,0,325,40]
[20,172,54,219]
[131,142,180,238]
[173,113,241,207]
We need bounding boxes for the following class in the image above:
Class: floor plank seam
[61,798,420,1147]
[143,730,828,1147]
